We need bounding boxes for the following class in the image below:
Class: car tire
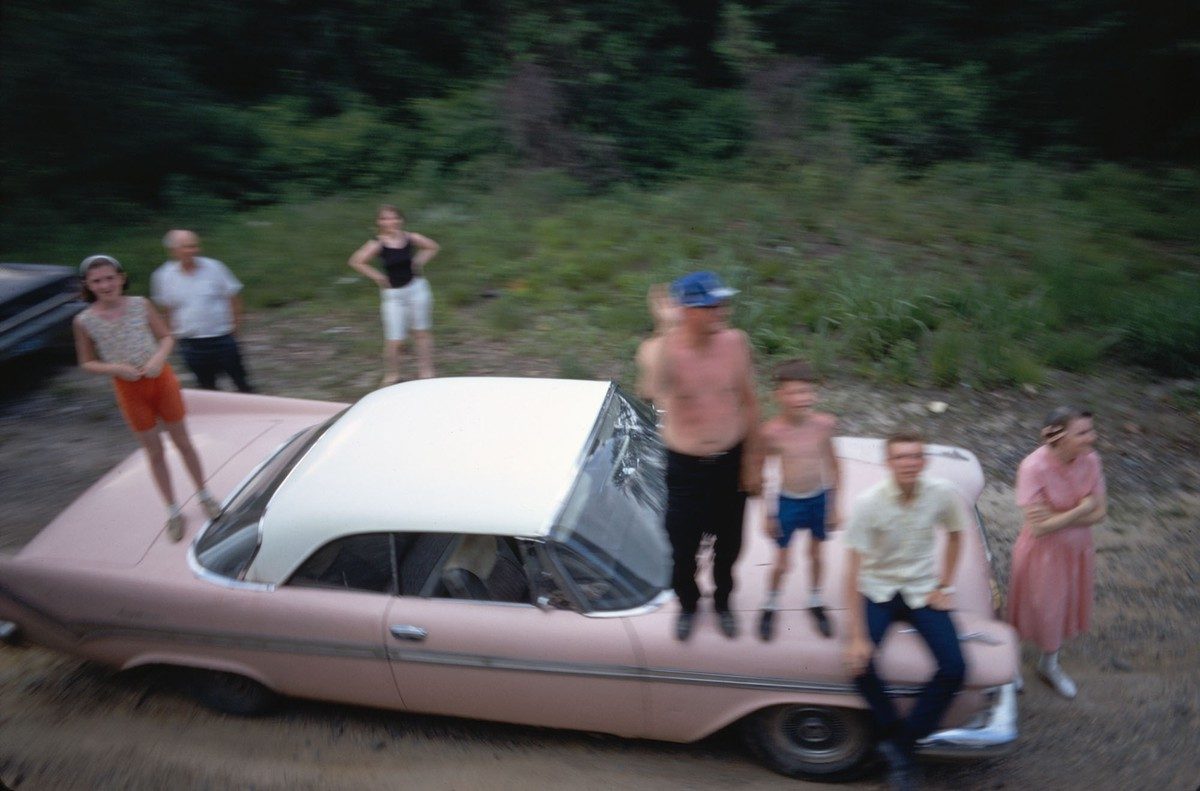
[191,669,278,716]
[742,704,874,781]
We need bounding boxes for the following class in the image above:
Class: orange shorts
[112,363,186,432]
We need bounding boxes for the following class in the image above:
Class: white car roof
[250,377,612,583]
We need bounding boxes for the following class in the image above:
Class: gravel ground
[2,313,1198,790]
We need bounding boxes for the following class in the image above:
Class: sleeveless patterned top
[77,297,158,369]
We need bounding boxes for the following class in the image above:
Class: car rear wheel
[742,704,874,781]
[191,670,278,716]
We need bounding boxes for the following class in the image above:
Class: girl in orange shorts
[73,255,221,541]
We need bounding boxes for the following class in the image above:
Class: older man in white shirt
[842,429,966,791]
[151,229,253,392]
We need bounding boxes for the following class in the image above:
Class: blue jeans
[853,592,966,752]
[179,334,253,392]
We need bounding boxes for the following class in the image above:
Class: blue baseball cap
[671,271,738,308]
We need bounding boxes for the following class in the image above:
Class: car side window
[288,533,397,594]
[433,534,532,605]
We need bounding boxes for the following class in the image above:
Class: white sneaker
[199,492,222,520]
[166,512,186,542]
[1037,661,1077,699]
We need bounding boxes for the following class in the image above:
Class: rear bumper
[918,683,1018,759]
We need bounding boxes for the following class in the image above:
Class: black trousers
[665,444,747,614]
[179,334,253,393]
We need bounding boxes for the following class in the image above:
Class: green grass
[4,158,1198,387]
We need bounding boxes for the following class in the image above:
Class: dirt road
[2,315,1198,790]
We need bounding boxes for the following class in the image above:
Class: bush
[249,95,418,194]
[1117,275,1200,377]
[1042,331,1113,374]
[826,274,936,362]
[930,327,968,387]
[822,58,992,166]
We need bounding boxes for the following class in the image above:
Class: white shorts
[380,278,432,341]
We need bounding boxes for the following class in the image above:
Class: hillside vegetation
[10,159,1199,387]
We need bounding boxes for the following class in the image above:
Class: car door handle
[390,625,428,641]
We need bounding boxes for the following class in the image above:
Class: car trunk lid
[17,397,340,569]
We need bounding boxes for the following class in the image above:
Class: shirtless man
[655,271,761,640]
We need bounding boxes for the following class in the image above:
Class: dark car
[0,263,86,362]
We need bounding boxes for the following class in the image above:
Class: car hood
[16,391,343,570]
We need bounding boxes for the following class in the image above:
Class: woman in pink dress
[1007,407,1107,699]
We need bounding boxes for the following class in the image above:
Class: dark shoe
[877,739,917,791]
[758,608,775,641]
[809,604,832,637]
[873,744,916,791]
[675,612,695,641]
[717,610,738,639]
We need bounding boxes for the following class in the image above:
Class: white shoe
[1037,661,1077,699]
[199,492,222,520]
[166,512,186,542]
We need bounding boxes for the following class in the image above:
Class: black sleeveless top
[379,236,416,287]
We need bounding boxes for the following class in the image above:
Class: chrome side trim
[386,647,924,696]
[186,550,276,592]
[4,592,998,703]
[76,623,386,660]
[897,627,1004,646]
[918,682,1018,757]
[582,589,673,619]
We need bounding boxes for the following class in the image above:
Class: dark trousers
[179,334,253,393]
[665,444,747,614]
[854,593,966,752]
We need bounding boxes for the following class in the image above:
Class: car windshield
[194,413,341,580]
[550,386,669,611]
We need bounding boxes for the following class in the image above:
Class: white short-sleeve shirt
[843,475,966,608]
[151,256,242,338]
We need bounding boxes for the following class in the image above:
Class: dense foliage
[2,2,1197,381]
[3,0,1197,215]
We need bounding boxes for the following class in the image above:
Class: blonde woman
[348,205,440,385]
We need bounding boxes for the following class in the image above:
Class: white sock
[167,503,181,517]
[809,588,823,608]
[1039,651,1060,671]
[763,590,780,610]
[197,487,212,499]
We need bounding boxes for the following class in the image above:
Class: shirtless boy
[758,360,841,640]
[655,271,761,640]
[634,283,680,405]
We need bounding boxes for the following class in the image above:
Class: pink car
[0,378,1017,782]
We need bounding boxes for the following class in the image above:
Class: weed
[930,328,968,387]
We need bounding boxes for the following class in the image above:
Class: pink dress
[1007,445,1106,652]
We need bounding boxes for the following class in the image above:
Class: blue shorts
[775,490,828,548]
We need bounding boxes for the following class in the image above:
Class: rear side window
[289,533,397,594]
[287,531,457,596]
